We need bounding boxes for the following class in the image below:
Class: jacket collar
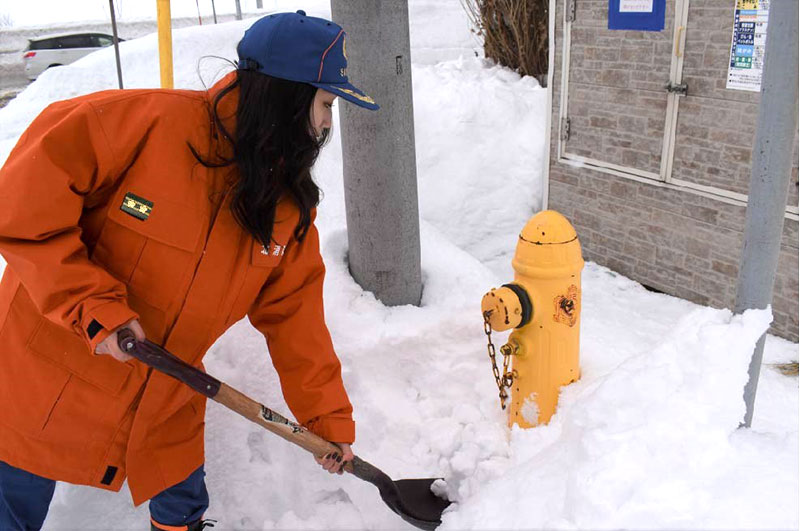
[205,71,239,161]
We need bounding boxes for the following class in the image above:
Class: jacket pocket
[0,286,71,435]
[40,374,71,432]
[92,217,147,284]
[96,189,206,310]
[106,191,204,252]
[28,316,133,396]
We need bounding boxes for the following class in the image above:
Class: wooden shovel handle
[214,382,347,462]
[117,330,347,465]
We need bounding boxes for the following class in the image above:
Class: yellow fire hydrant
[481,210,584,428]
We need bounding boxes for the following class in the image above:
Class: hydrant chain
[483,311,514,410]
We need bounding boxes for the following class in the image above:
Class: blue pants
[0,461,208,530]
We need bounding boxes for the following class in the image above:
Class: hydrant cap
[520,210,577,245]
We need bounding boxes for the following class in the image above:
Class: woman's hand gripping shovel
[117,330,451,530]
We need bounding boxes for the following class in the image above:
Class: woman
[0,10,377,531]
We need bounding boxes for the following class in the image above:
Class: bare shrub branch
[462,0,548,85]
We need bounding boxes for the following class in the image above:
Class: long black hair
[190,68,330,249]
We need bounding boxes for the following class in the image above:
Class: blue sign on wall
[608,0,666,31]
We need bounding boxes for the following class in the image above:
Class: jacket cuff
[305,416,355,444]
[82,300,138,352]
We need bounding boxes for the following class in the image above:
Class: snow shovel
[117,330,451,530]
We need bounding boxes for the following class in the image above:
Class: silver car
[23,32,123,80]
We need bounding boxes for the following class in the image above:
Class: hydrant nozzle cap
[482,285,531,332]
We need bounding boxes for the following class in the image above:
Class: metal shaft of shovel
[117,330,450,530]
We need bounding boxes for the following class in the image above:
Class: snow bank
[442,306,797,530]
[414,58,547,275]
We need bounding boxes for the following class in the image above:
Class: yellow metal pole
[156,0,174,88]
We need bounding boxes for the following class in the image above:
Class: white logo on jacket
[261,243,285,256]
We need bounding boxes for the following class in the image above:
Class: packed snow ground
[0,1,796,529]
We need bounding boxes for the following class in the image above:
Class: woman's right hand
[94,318,146,362]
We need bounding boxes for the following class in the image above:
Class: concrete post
[330,1,422,306]
[734,0,798,428]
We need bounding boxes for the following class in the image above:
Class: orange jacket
[0,74,354,504]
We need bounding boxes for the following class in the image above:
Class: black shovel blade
[392,478,452,530]
[350,457,452,530]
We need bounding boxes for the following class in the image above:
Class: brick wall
[548,0,799,341]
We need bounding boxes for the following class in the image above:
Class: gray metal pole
[734,0,798,428]
[108,0,123,89]
[256,0,263,8]
[330,0,422,306]
[211,0,218,24]
[234,0,242,20]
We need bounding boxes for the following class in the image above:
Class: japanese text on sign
[726,0,770,92]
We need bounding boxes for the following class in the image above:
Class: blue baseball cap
[237,10,379,110]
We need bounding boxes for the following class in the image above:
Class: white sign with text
[620,0,654,13]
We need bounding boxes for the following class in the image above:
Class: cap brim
[311,81,379,110]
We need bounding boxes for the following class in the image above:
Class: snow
[413,58,546,276]
[0,1,796,530]
[521,394,541,426]
[443,306,793,529]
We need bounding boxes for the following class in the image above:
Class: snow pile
[407,0,482,65]
[413,58,546,274]
[0,1,796,530]
[443,307,797,530]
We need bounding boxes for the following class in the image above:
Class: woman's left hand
[314,443,354,475]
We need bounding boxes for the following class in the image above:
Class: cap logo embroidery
[332,87,375,104]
